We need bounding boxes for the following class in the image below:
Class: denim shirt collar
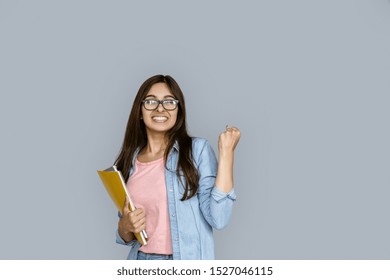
[172,140,179,152]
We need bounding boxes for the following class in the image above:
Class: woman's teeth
[152,116,168,122]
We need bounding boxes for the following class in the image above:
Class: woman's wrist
[218,149,234,160]
[216,142,237,192]
[118,219,135,243]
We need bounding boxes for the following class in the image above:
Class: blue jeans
[137,251,173,260]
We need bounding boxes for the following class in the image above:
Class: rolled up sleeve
[115,229,137,247]
[196,139,236,230]
[211,187,237,203]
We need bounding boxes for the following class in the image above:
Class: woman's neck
[142,133,168,156]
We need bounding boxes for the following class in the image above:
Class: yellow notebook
[97,165,147,245]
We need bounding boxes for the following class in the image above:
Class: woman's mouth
[152,116,168,123]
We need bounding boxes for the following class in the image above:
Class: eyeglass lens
[143,100,178,110]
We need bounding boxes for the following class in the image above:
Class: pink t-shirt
[126,157,173,255]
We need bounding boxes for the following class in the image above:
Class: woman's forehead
[146,83,174,98]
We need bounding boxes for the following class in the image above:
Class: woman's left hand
[218,125,241,153]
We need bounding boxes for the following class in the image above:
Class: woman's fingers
[225,125,239,131]
[127,208,146,233]
[131,216,146,233]
[219,125,241,151]
[119,207,146,236]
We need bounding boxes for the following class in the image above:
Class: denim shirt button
[172,214,175,217]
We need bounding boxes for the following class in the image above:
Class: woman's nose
[156,103,165,112]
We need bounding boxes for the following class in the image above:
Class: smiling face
[141,82,178,136]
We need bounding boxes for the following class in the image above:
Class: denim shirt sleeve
[116,229,137,247]
[195,139,236,230]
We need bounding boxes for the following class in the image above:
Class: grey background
[0,0,389,259]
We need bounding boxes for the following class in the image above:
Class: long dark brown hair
[114,74,199,200]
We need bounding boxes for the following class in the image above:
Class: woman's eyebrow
[145,94,175,98]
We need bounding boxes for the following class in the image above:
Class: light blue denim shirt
[116,137,236,260]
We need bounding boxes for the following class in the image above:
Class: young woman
[115,74,240,260]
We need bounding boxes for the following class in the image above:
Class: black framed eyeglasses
[142,99,179,111]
